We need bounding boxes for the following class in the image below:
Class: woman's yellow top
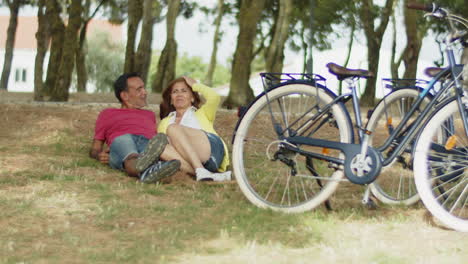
[157,83,229,172]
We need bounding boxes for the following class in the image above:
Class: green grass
[0,104,467,264]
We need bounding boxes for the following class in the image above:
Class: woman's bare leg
[164,124,230,182]
[166,124,211,169]
[159,144,194,174]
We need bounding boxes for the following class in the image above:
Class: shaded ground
[0,91,466,263]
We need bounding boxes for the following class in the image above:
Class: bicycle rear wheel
[367,88,431,205]
[413,98,468,232]
[232,82,353,213]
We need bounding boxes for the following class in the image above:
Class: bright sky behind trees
[0,3,452,97]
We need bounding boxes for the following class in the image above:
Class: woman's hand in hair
[182,76,197,87]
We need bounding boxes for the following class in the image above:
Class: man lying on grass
[89,73,180,183]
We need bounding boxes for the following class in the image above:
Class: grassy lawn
[0,95,466,263]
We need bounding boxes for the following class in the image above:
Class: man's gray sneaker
[136,133,168,172]
[140,160,181,183]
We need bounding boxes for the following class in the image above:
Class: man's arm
[90,139,109,164]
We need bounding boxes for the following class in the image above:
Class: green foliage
[430,0,468,32]
[175,53,207,79]
[251,55,265,73]
[175,52,232,87]
[438,0,468,17]
[86,31,125,93]
[283,0,354,53]
[180,0,197,18]
[149,51,231,89]
[102,0,128,24]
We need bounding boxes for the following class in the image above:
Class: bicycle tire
[413,98,468,232]
[367,88,432,205]
[232,82,353,213]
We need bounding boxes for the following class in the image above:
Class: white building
[0,15,123,92]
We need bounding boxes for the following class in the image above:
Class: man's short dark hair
[114,72,141,103]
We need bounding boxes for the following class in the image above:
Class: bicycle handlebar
[406,2,435,12]
[406,2,468,41]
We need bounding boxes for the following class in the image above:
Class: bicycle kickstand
[362,186,377,210]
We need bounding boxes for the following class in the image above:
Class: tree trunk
[124,0,143,73]
[34,0,50,101]
[76,0,107,93]
[299,24,308,73]
[390,12,400,79]
[265,0,292,73]
[75,23,89,93]
[44,0,65,98]
[75,0,91,93]
[204,0,224,87]
[401,0,424,81]
[339,21,356,95]
[134,0,156,84]
[365,37,381,103]
[358,0,394,106]
[0,0,21,91]
[152,0,180,93]
[224,0,266,108]
[49,0,82,101]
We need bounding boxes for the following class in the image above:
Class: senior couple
[89,73,231,183]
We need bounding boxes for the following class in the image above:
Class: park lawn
[0,96,466,264]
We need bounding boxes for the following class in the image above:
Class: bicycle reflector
[445,135,457,150]
[387,117,393,126]
[386,117,395,134]
[322,148,330,155]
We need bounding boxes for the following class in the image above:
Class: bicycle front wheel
[413,98,468,232]
[367,88,431,205]
[232,82,353,213]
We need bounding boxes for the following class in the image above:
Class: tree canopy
[0,0,465,104]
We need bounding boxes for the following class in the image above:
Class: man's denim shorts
[109,134,149,170]
[203,132,225,172]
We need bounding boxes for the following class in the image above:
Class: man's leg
[110,134,179,182]
[135,133,168,172]
[109,134,141,177]
[123,154,139,177]
[139,160,181,183]
[133,134,180,183]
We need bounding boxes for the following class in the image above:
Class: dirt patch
[0,104,94,148]
[0,154,39,174]
[0,181,96,217]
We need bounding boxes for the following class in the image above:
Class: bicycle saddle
[424,67,450,79]
[326,63,374,80]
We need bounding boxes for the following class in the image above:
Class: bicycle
[365,67,456,205]
[409,3,468,232]
[366,78,432,205]
[231,3,467,221]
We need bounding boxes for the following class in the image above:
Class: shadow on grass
[0,103,436,263]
